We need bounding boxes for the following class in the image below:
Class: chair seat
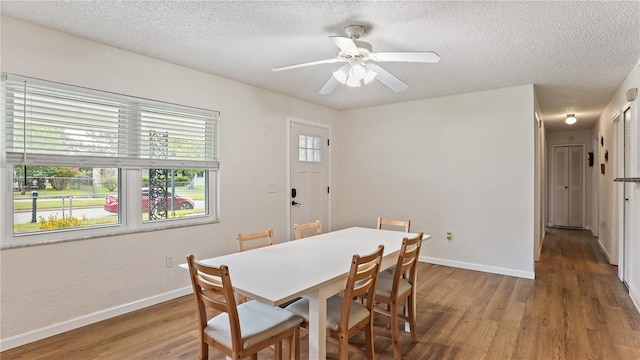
[375,273,412,298]
[205,300,303,349]
[285,295,371,331]
[382,264,396,275]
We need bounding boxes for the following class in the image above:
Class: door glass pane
[298,134,322,163]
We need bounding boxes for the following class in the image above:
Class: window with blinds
[3,75,219,169]
[2,74,220,246]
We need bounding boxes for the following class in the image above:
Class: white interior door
[623,107,632,285]
[567,146,584,227]
[553,146,569,226]
[289,121,329,240]
[553,145,584,227]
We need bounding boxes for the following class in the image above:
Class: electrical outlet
[165,256,174,268]
[446,232,453,242]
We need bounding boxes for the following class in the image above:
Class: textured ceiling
[2,1,639,131]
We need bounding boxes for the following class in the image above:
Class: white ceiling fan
[272,25,440,95]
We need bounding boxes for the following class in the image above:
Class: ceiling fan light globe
[349,64,366,81]
[363,69,378,84]
[345,76,361,87]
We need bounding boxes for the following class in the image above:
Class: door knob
[291,201,301,206]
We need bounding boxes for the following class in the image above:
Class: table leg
[306,288,329,360]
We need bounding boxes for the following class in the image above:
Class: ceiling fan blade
[330,36,358,53]
[368,64,408,92]
[272,58,340,72]
[319,76,339,95]
[371,51,440,63]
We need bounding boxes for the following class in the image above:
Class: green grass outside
[14,198,105,210]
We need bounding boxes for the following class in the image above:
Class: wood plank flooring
[3,228,640,359]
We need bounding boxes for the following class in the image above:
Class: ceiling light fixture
[363,67,378,84]
[349,64,366,81]
[332,65,350,84]
[331,63,378,89]
[565,113,577,125]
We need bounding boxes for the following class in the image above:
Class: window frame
[1,74,220,248]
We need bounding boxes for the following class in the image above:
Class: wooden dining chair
[237,227,275,252]
[285,245,385,360]
[372,232,424,360]
[376,217,410,274]
[293,220,322,239]
[377,217,411,232]
[186,255,303,360]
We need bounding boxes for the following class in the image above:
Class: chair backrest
[392,232,424,291]
[294,220,322,239]
[340,245,385,331]
[377,217,411,232]
[186,255,242,351]
[237,228,275,252]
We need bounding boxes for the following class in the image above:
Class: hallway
[518,227,640,359]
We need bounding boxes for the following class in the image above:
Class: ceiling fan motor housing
[344,25,365,39]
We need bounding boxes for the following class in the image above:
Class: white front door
[553,145,584,227]
[289,120,329,240]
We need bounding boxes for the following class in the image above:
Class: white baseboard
[629,283,640,314]
[419,256,535,280]
[0,286,192,352]
[596,237,616,264]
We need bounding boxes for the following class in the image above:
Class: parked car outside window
[104,187,194,213]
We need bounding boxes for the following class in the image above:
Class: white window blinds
[2,74,219,169]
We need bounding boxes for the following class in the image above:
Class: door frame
[286,116,331,241]
[617,104,633,282]
[550,143,586,228]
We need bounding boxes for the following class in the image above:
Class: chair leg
[364,322,376,360]
[289,328,299,360]
[408,295,417,342]
[199,341,208,360]
[275,340,282,360]
[390,301,402,360]
[339,333,350,360]
[250,354,258,360]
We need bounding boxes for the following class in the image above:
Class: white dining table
[180,226,430,360]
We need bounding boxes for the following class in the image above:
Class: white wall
[594,59,640,311]
[0,17,340,348]
[333,85,536,279]
[545,129,595,232]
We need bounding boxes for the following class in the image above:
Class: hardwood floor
[3,228,640,359]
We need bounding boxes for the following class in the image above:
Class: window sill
[1,218,220,250]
